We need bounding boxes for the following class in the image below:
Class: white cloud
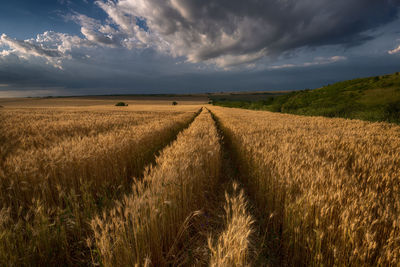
[66,11,151,50]
[0,32,93,68]
[1,34,62,58]
[81,27,117,46]
[96,1,135,34]
[268,56,347,69]
[0,50,11,57]
[213,49,268,69]
[35,31,91,53]
[0,33,64,68]
[388,45,400,54]
[66,13,123,47]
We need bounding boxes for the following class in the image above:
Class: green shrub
[383,82,394,87]
[383,102,400,123]
[172,101,178,105]
[115,102,128,106]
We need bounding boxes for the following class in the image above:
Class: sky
[0,0,400,97]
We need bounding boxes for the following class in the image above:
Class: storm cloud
[0,0,400,96]
[2,0,399,69]
[94,0,400,67]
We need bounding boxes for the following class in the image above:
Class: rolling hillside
[212,72,400,123]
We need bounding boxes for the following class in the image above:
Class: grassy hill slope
[211,72,400,123]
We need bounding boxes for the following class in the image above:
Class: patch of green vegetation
[212,72,400,123]
[115,102,128,106]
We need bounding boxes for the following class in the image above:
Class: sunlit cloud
[268,56,347,70]
[388,44,400,54]
[0,32,91,68]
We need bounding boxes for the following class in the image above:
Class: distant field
[0,94,209,108]
[1,98,399,266]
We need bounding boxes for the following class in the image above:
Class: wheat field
[0,100,399,266]
[0,105,199,265]
[210,106,400,266]
[91,108,221,266]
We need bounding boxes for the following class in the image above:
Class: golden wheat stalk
[208,181,254,267]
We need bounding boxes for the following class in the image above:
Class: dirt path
[176,109,264,266]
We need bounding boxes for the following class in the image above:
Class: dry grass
[208,182,254,267]
[210,106,400,266]
[0,106,198,266]
[91,108,221,266]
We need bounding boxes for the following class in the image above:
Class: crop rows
[91,108,222,266]
[210,106,400,266]
[1,104,399,266]
[0,107,198,266]
[1,108,166,154]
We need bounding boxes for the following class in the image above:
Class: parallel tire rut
[202,109,263,266]
[209,109,271,266]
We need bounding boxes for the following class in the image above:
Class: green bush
[172,101,178,105]
[383,102,400,123]
[115,102,128,106]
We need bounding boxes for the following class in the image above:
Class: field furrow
[91,108,221,266]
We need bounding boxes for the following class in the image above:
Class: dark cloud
[102,0,400,66]
[1,46,400,97]
[2,0,399,69]
[1,0,400,97]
